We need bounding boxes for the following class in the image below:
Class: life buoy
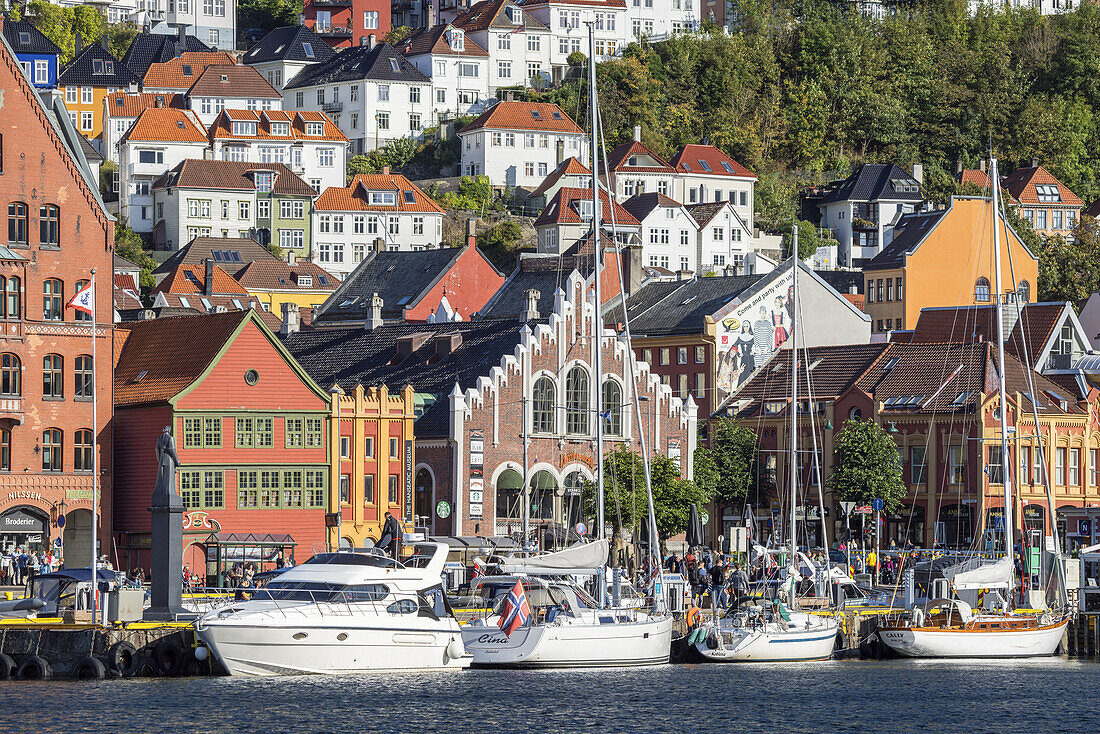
[154,638,186,677]
[108,640,138,676]
[73,657,107,680]
[0,653,14,679]
[15,656,52,680]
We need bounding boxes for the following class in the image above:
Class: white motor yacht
[195,542,470,676]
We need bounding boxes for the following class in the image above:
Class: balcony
[1048,352,1075,370]
[321,101,343,114]
[314,25,353,37]
[0,396,22,423]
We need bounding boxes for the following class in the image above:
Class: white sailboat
[460,25,671,668]
[878,157,1069,658]
[696,240,839,663]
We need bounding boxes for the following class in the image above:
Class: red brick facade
[0,31,114,567]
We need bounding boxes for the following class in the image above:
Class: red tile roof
[909,303,1067,369]
[958,169,991,188]
[606,139,674,173]
[460,101,583,134]
[534,187,641,227]
[315,173,445,213]
[153,159,317,196]
[187,64,282,99]
[104,91,184,118]
[452,0,550,32]
[152,261,251,296]
[207,109,348,143]
[120,107,207,143]
[529,156,591,197]
[143,51,237,90]
[1002,166,1083,207]
[669,144,756,179]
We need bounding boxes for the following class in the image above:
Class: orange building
[58,42,140,140]
[863,196,1038,334]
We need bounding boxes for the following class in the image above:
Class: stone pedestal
[144,495,192,621]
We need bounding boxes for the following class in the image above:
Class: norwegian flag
[472,559,485,579]
[498,579,531,637]
[510,23,526,33]
[67,280,95,317]
[646,562,660,592]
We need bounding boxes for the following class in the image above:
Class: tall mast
[789,233,798,570]
[589,24,606,607]
[989,157,1015,575]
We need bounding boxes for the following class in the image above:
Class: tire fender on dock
[15,656,52,680]
[154,638,186,677]
[73,657,107,680]
[0,653,14,679]
[108,640,138,676]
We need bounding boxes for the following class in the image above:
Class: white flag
[67,279,94,317]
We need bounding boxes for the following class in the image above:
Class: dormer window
[578,199,593,221]
[253,171,274,192]
[507,6,523,23]
[92,59,104,74]
[297,274,313,287]
[305,122,324,135]
[232,121,258,136]
[1036,184,1062,203]
[447,28,465,52]
[369,191,397,205]
[270,122,290,136]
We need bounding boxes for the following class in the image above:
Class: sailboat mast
[989,157,1016,569]
[789,233,799,568]
[589,25,606,606]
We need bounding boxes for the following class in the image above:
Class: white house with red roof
[533,185,640,253]
[401,25,493,121]
[102,91,186,163]
[450,0,553,94]
[517,0,629,67]
[119,107,209,233]
[458,100,588,187]
[207,109,349,192]
[625,0,700,41]
[686,200,758,275]
[1002,165,1083,241]
[311,170,446,277]
[527,156,591,207]
[601,125,677,201]
[670,143,757,233]
[621,192,700,273]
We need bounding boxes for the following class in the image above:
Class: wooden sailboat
[878,157,1069,658]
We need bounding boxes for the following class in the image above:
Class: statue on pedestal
[145,426,192,620]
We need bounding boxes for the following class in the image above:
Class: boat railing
[202,587,421,621]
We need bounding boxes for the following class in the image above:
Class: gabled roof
[104,91,185,118]
[451,0,550,32]
[1085,198,1100,220]
[187,64,281,99]
[686,200,736,227]
[813,269,864,296]
[820,163,922,204]
[460,101,583,135]
[314,247,470,323]
[1002,165,1083,207]
[958,168,992,189]
[606,139,674,174]
[521,0,626,6]
[235,259,341,292]
[120,107,206,144]
[283,42,430,89]
[113,271,143,312]
[121,32,213,78]
[153,236,280,276]
[114,253,143,272]
[603,274,765,336]
[669,144,756,180]
[529,156,590,197]
[862,208,949,271]
[316,173,445,213]
[152,261,251,296]
[142,51,237,90]
[476,253,572,320]
[621,192,686,223]
[3,20,61,56]
[909,302,1070,369]
[535,187,640,227]
[242,25,337,65]
[208,109,349,143]
[402,25,489,57]
[58,43,139,87]
[153,159,317,196]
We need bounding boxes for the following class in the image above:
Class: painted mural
[715,267,795,395]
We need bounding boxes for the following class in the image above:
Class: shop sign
[404,439,414,524]
[5,491,43,504]
[561,452,594,471]
[0,509,45,531]
[469,430,484,519]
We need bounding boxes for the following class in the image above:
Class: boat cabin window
[303,552,404,569]
[256,581,389,602]
[387,599,419,614]
[418,585,452,619]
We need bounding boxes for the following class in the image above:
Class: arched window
[42,354,63,398]
[74,428,93,471]
[602,379,623,436]
[565,365,589,435]
[496,468,523,520]
[75,354,93,398]
[532,375,556,434]
[7,202,27,245]
[1018,280,1031,304]
[975,277,990,302]
[42,428,62,471]
[0,427,9,471]
[42,279,63,320]
[73,279,90,321]
[529,469,556,520]
[0,353,19,396]
[5,277,20,319]
[563,471,587,527]
[848,406,862,421]
[39,204,59,247]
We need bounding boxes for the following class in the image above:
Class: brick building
[0,30,114,568]
[112,311,331,581]
[285,268,697,543]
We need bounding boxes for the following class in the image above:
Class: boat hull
[196,620,471,676]
[461,615,672,668]
[878,619,1068,658]
[694,614,838,663]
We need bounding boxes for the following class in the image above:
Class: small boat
[695,597,838,663]
[195,542,470,676]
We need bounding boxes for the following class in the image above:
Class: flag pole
[90,269,98,618]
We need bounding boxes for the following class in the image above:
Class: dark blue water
[4,659,1099,733]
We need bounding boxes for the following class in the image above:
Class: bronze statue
[153,426,180,500]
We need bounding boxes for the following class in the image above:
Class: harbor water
[4,658,1099,733]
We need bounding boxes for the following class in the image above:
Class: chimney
[849,284,858,295]
[286,250,297,266]
[382,165,390,175]
[141,309,156,320]
[677,269,692,281]
[365,292,383,330]
[465,218,476,240]
[101,34,109,50]
[980,159,987,173]
[433,332,463,359]
[633,125,641,143]
[280,302,301,336]
[521,289,541,321]
[368,34,377,49]
[204,259,214,296]
[1001,292,1023,337]
[373,237,386,253]
[911,162,923,185]
[75,32,82,56]
[556,139,564,166]
[623,245,643,295]
[1031,157,1039,169]
[175,24,185,55]
[955,160,963,175]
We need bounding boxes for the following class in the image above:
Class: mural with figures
[715,267,796,395]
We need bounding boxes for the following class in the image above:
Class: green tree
[706,418,758,506]
[385,26,414,46]
[476,220,524,271]
[114,221,157,291]
[238,0,300,34]
[651,455,713,541]
[780,219,837,261]
[825,419,906,515]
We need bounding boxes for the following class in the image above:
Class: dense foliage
[21,2,137,63]
[700,419,759,506]
[824,419,906,514]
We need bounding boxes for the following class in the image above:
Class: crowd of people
[0,547,63,586]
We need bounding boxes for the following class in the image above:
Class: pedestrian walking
[708,560,728,610]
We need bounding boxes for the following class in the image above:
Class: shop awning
[206,532,296,547]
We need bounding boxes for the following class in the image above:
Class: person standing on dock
[685,602,706,647]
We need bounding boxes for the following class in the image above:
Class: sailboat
[694,241,839,663]
[877,156,1069,658]
[458,25,672,668]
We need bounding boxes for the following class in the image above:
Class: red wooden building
[112,310,330,582]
